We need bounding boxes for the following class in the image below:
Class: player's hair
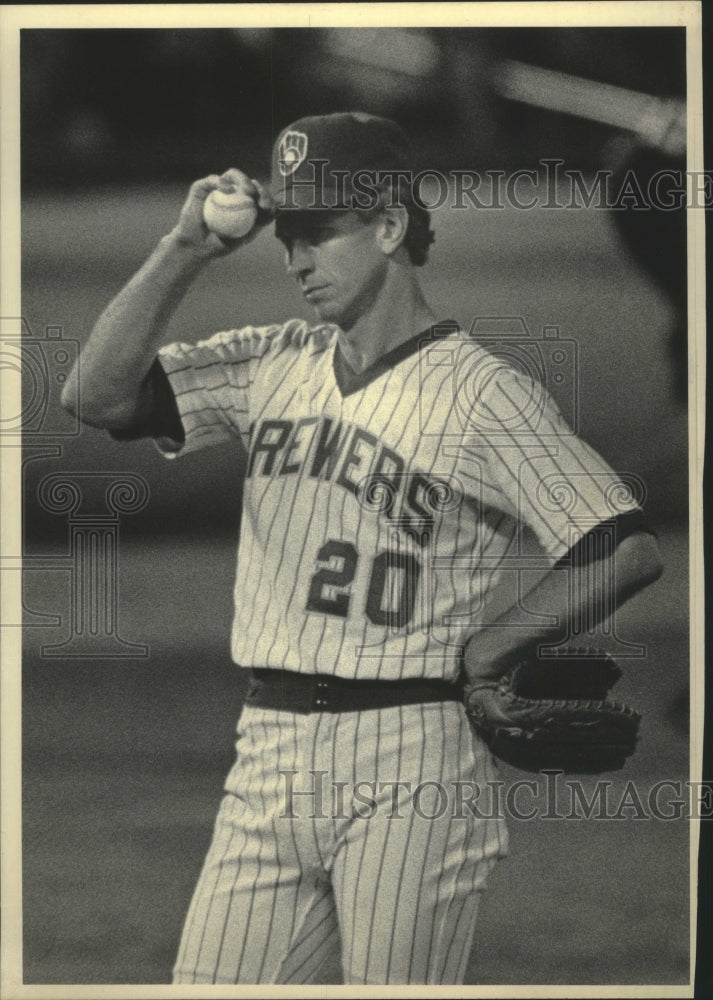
[402,201,435,266]
[358,182,435,266]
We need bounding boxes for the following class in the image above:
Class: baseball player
[63,112,663,985]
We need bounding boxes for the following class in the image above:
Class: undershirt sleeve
[109,358,184,445]
[551,508,657,570]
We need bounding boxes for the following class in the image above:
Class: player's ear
[375,205,408,257]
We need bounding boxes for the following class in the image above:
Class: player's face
[275,211,388,328]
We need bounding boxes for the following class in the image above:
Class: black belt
[245,668,463,715]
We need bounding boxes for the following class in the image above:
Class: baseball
[203,187,258,239]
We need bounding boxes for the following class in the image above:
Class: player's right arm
[61,170,274,430]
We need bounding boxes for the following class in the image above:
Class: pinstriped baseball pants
[173,700,508,985]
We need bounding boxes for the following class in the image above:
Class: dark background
[18,25,695,987]
[21,26,686,184]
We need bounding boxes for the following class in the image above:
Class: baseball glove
[464,650,641,773]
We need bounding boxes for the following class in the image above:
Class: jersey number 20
[306,539,421,628]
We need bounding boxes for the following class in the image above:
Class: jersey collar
[333,319,460,397]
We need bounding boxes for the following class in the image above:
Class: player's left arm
[459,361,664,685]
[462,519,663,685]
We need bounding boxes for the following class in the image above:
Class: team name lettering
[280,416,318,475]
[310,418,349,479]
[246,416,458,544]
[336,428,378,497]
[247,420,292,477]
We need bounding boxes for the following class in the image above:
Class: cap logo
[278,130,308,176]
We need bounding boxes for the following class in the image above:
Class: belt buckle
[311,675,330,712]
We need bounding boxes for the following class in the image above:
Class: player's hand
[462,633,514,687]
[170,168,276,258]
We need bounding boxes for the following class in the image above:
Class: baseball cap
[270,111,415,212]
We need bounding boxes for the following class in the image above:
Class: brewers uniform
[92,112,647,985]
[134,317,640,984]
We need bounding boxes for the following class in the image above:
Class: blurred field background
[17,25,693,987]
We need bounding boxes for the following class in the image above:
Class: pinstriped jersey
[156,319,639,681]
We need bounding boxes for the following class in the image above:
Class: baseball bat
[492,59,686,156]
